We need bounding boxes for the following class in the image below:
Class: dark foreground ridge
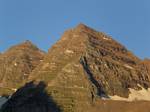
[1,81,61,112]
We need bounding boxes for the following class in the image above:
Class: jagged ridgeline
[0,24,150,112]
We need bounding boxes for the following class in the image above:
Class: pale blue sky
[0,0,149,59]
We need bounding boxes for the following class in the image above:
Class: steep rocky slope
[1,24,150,112]
[27,24,150,111]
[141,59,150,76]
[0,40,45,95]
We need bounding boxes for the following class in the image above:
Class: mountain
[0,40,45,95]
[1,24,150,112]
[27,24,150,111]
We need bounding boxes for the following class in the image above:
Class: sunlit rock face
[0,24,150,112]
[0,40,45,95]
[141,59,150,77]
[28,24,150,111]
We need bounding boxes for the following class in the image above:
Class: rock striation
[0,40,45,95]
[28,24,150,111]
[1,24,150,112]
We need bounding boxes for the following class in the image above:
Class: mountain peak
[76,23,88,29]
[28,24,150,111]
[6,40,39,52]
[23,40,33,45]
[0,40,45,89]
[75,23,95,32]
[1,24,150,112]
[20,40,36,47]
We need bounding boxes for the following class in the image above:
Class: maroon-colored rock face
[28,24,150,111]
[1,24,150,112]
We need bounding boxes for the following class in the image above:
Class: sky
[0,0,149,59]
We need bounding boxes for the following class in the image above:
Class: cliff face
[28,24,150,111]
[29,25,93,112]
[141,59,150,77]
[0,41,45,94]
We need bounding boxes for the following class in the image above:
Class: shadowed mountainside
[1,81,61,112]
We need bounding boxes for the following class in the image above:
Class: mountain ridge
[27,24,150,111]
[0,40,45,95]
[0,24,150,112]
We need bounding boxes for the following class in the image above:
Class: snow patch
[11,88,17,92]
[14,63,17,66]
[103,37,111,41]
[24,73,28,76]
[124,64,134,69]
[109,85,150,101]
[65,49,74,54]
[104,63,108,68]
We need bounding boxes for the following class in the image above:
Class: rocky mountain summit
[1,24,150,112]
[0,40,45,95]
[28,24,150,111]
